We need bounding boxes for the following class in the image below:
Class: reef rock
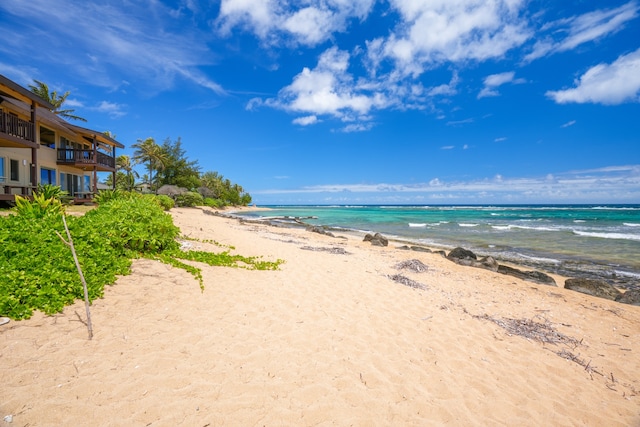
[497,265,557,286]
[615,289,640,306]
[564,278,622,301]
[364,232,388,247]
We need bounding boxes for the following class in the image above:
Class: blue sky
[1,0,639,205]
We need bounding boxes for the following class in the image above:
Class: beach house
[0,74,123,204]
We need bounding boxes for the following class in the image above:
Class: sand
[1,207,639,426]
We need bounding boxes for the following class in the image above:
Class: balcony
[57,148,116,171]
[0,110,36,148]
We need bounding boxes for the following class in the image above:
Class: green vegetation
[0,191,281,320]
[106,137,251,207]
[28,80,87,122]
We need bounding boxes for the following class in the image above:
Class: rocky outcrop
[564,278,622,301]
[364,232,388,247]
[306,225,335,237]
[497,265,557,286]
[447,247,477,261]
[446,247,499,272]
[616,289,640,306]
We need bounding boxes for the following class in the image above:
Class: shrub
[175,191,204,207]
[203,197,225,208]
[0,193,281,320]
[35,184,68,201]
[93,189,132,205]
[154,194,175,211]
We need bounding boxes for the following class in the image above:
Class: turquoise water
[240,205,640,288]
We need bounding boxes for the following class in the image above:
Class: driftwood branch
[56,215,93,340]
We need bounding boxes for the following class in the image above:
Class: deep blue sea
[239,205,640,289]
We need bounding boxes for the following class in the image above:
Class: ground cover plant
[0,190,281,320]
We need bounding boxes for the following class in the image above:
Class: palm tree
[131,137,167,192]
[28,80,87,122]
[116,155,138,191]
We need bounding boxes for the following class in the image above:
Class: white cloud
[93,101,127,118]
[494,137,507,142]
[262,47,387,124]
[525,1,639,62]
[0,0,224,94]
[546,48,640,105]
[216,0,376,46]
[478,71,526,98]
[254,165,640,203]
[561,120,576,128]
[369,0,531,77]
[293,115,319,126]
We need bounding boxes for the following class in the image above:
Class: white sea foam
[459,223,479,227]
[614,269,640,279]
[408,223,427,228]
[573,230,640,241]
[574,220,586,223]
[516,253,562,264]
[624,223,640,227]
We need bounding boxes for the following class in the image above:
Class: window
[0,157,5,182]
[61,172,82,195]
[41,167,57,185]
[10,159,19,181]
[40,126,56,149]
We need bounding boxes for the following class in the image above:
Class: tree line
[107,137,252,207]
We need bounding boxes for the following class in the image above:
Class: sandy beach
[1,207,639,426]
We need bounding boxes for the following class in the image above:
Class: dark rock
[447,247,477,261]
[410,246,432,253]
[564,278,621,301]
[364,232,388,247]
[498,265,557,286]
[306,225,335,237]
[616,289,640,306]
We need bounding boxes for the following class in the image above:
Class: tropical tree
[28,80,87,122]
[156,137,201,189]
[115,155,138,191]
[131,137,167,192]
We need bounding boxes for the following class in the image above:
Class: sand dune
[1,207,639,426]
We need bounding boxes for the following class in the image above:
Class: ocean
[239,205,640,290]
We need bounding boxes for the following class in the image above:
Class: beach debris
[475,314,580,347]
[565,278,622,301]
[394,259,429,273]
[0,317,9,327]
[56,214,94,340]
[364,232,388,247]
[3,414,13,423]
[388,274,427,290]
[498,265,557,286]
[300,246,350,255]
[615,289,640,306]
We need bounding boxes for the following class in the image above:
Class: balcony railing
[0,111,35,142]
[57,149,116,169]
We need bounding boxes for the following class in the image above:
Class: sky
[1,0,639,205]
